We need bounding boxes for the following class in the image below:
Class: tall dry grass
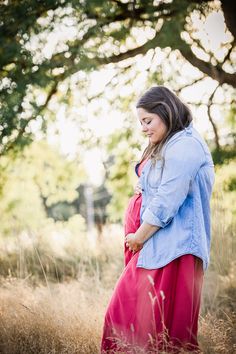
[0,224,124,353]
[0,271,235,354]
[0,277,108,354]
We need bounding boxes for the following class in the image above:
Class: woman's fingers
[134,182,142,194]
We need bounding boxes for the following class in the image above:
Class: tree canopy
[0,140,84,236]
[0,0,235,155]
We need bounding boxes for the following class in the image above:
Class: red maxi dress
[101,160,204,353]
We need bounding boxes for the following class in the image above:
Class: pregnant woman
[101,86,215,353]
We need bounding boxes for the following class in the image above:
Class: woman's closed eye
[140,120,151,126]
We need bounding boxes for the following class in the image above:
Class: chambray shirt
[137,123,215,271]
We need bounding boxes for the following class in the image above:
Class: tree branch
[207,85,221,150]
[222,44,234,64]
[176,75,206,93]
[177,36,236,88]
[221,0,236,39]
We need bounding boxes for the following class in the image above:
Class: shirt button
[142,188,144,192]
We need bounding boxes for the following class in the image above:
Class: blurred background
[0,0,235,353]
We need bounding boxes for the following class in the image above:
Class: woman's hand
[125,233,143,253]
[134,181,142,195]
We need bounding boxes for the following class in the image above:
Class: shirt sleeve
[142,136,206,228]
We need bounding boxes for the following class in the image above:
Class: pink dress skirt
[101,161,203,353]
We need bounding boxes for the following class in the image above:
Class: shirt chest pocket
[147,163,163,191]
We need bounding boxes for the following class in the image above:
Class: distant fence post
[84,183,96,246]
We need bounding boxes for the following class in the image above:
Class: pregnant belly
[124,194,142,235]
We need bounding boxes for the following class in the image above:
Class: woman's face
[137,107,168,144]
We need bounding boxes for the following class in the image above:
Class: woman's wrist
[135,222,160,244]
[134,233,144,246]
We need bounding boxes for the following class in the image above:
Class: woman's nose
[142,124,148,132]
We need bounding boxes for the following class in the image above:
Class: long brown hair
[136,86,193,163]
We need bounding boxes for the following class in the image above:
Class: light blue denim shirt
[137,123,215,271]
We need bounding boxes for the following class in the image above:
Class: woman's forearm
[135,222,160,245]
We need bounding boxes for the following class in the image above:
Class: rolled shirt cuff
[142,208,173,228]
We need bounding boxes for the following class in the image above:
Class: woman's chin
[149,138,158,144]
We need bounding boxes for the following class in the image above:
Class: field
[0,163,236,354]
